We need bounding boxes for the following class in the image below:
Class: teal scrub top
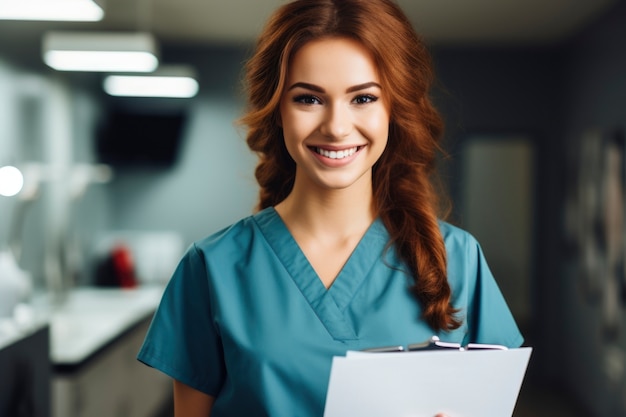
[137,207,523,417]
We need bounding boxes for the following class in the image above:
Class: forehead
[285,37,380,86]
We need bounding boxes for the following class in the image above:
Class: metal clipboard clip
[363,336,508,353]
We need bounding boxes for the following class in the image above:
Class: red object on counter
[111,245,138,288]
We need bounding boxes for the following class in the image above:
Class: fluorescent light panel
[0,0,104,21]
[45,51,158,72]
[103,67,199,98]
[43,31,159,72]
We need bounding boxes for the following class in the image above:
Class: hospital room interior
[1,0,626,416]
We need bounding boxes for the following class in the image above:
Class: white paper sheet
[324,347,532,417]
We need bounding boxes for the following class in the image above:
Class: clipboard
[324,337,532,417]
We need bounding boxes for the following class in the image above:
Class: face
[279,37,390,193]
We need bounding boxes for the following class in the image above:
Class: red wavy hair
[240,0,460,331]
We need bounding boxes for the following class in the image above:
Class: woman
[137,1,523,416]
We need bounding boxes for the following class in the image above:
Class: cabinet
[52,317,170,417]
[0,324,50,417]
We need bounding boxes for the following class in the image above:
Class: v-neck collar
[253,207,389,340]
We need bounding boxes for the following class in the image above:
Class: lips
[311,146,362,160]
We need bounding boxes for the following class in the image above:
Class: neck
[275,175,376,239]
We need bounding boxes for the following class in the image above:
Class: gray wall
[104,47,258,246]
[554,1,626,415]
[0,47,258,288]
[0,60,108,290]
[430,1,626,414]
[431,43,565,382]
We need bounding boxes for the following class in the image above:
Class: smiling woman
[136,1,525,416]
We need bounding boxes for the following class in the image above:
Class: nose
[319,102,352,139]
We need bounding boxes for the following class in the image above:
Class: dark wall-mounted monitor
[96,107,188,168]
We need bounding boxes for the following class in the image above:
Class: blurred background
[0,0,625,416]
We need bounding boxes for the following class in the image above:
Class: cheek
[281,118,300,147]
[279,109,295,142]
[362,111,390,141]
[281,110,317,144]
[280,113,307,158]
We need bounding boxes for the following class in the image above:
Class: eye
[293,94,322,105]
[352,94,378,105]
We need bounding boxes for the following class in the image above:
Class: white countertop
[22,285,165,365]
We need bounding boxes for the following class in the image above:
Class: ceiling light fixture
[42,31,159,72]
[0,0,104,21]
[103,66,200,98]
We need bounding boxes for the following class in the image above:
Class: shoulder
[192,207,275,257]
[438,220,479,251]
[437,220,485,268]
[194,215,257,254]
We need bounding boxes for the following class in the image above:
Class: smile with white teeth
[314,146,359,159]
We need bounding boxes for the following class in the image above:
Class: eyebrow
[287,81,382,93]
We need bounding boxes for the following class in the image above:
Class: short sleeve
[465,239,525,348]
[137,243,225,395]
